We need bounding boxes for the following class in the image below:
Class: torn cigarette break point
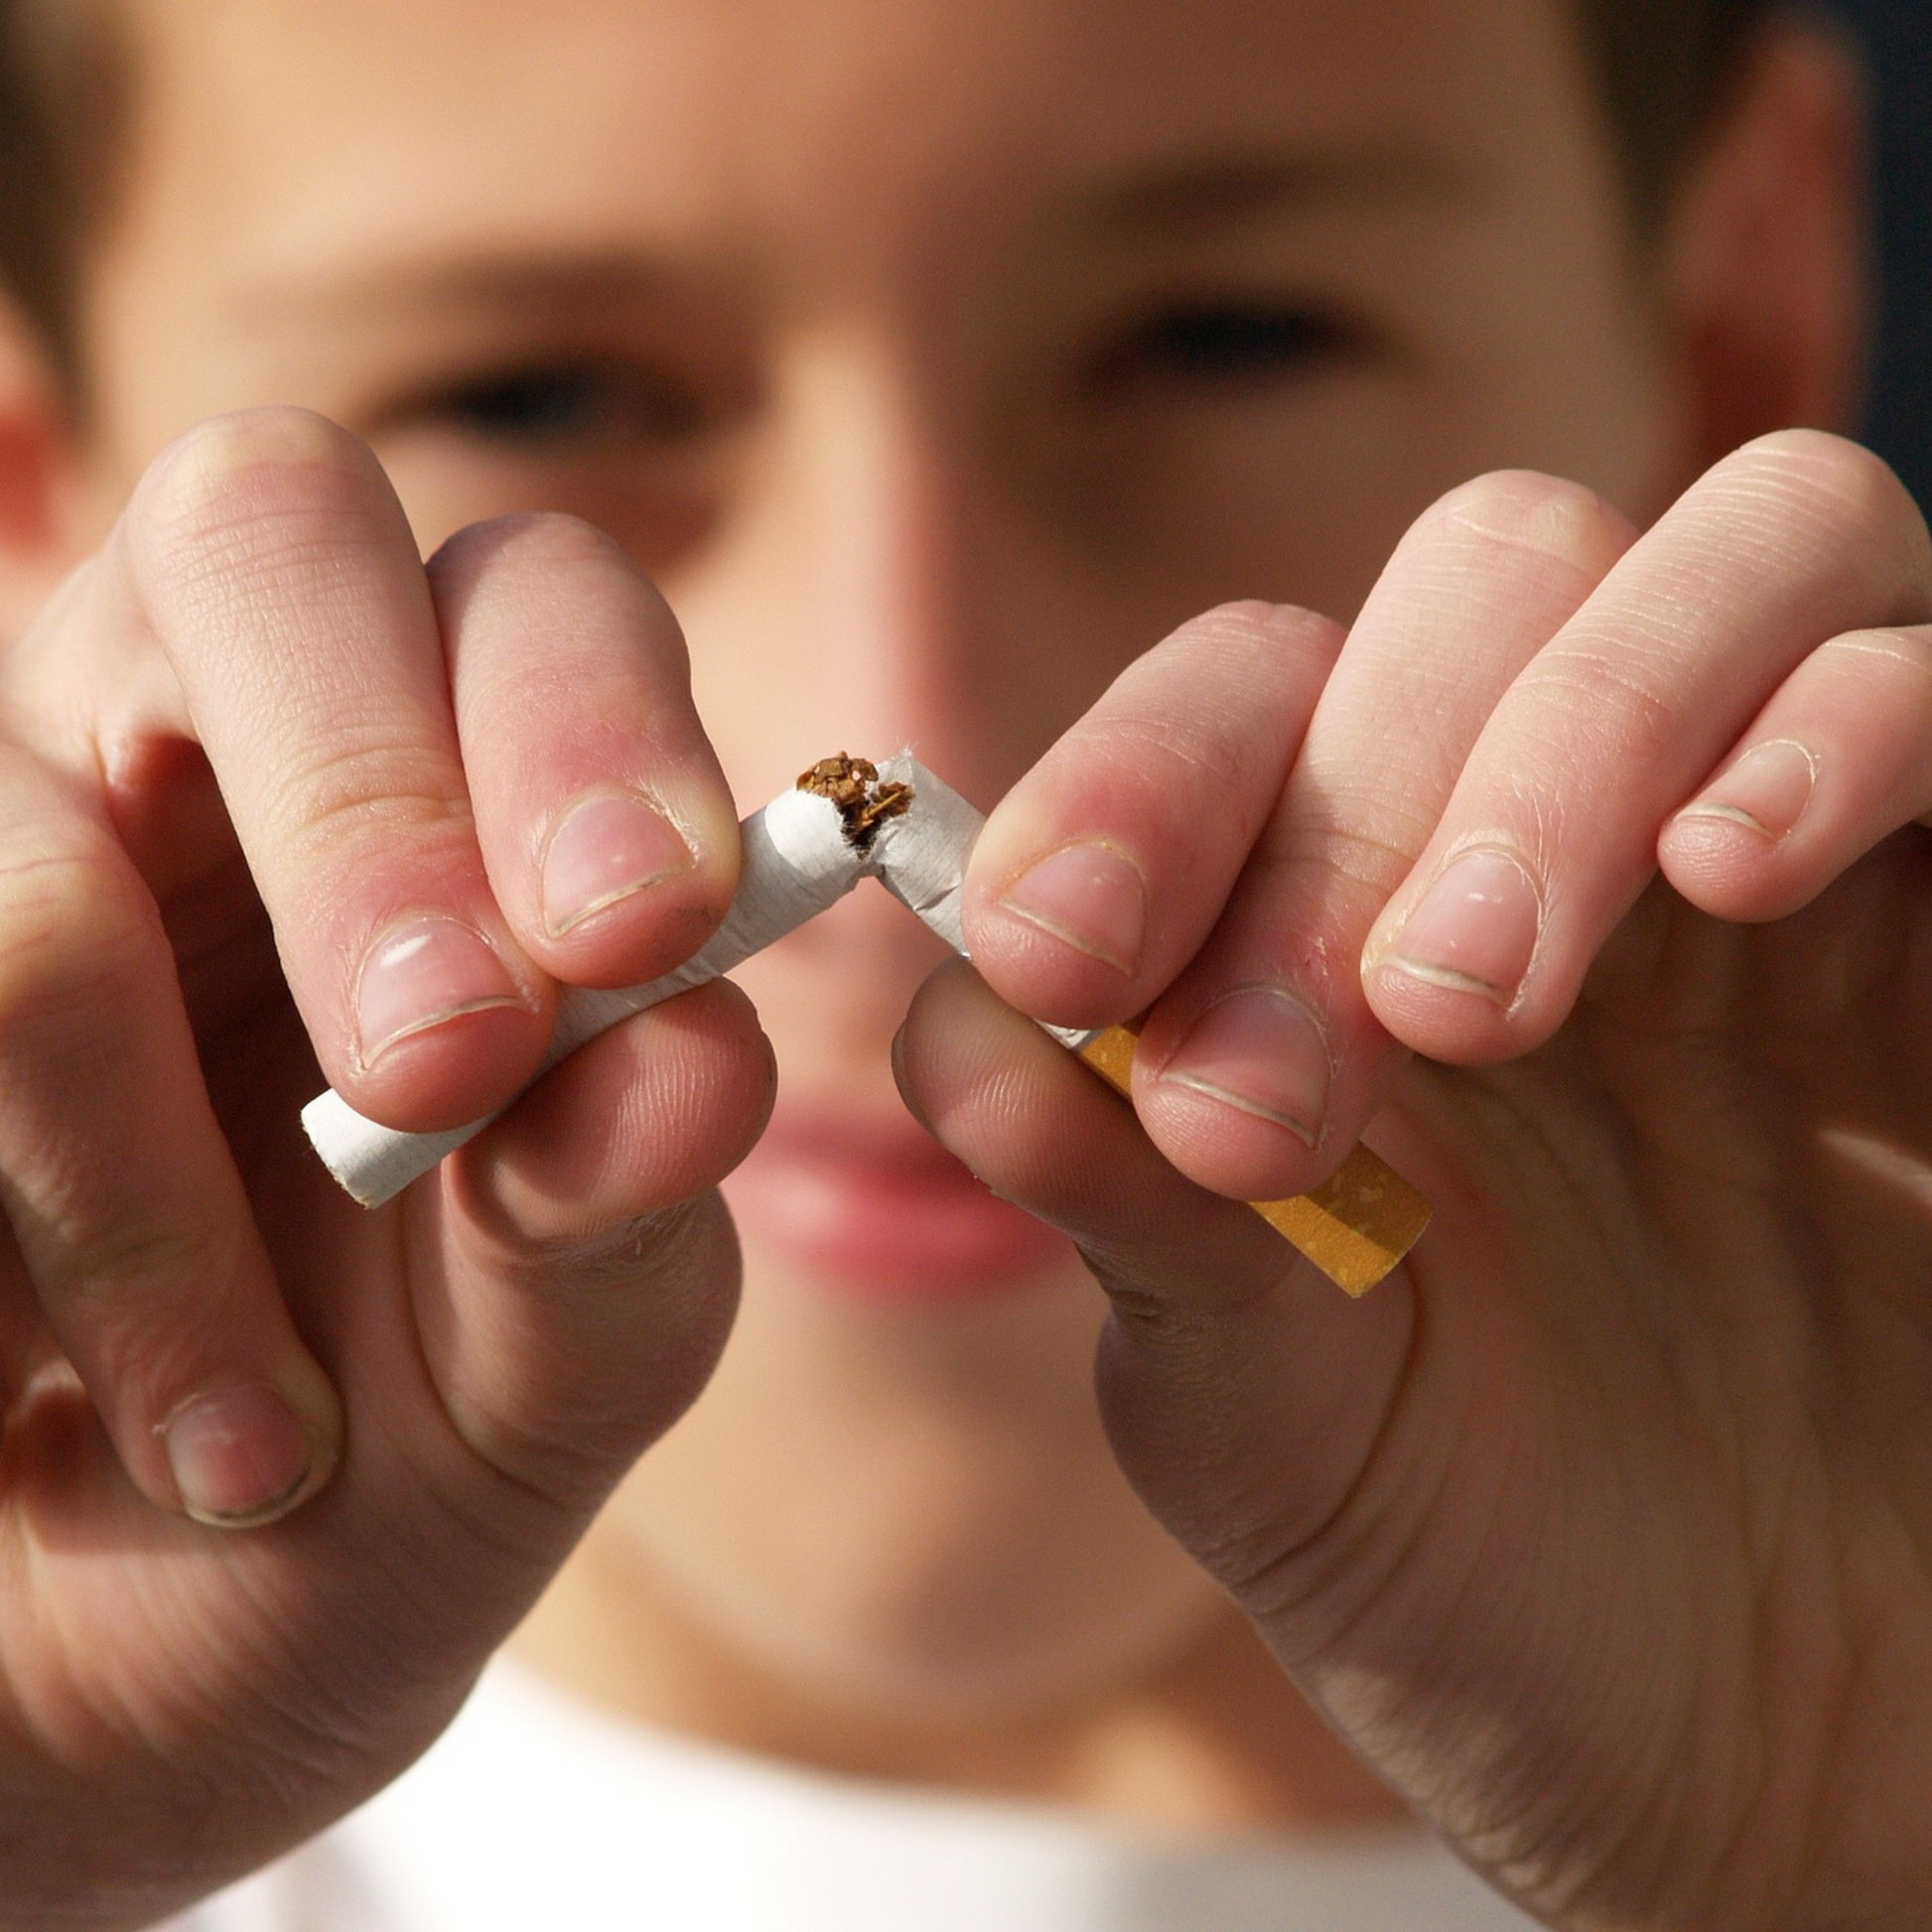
[798,753,914,849]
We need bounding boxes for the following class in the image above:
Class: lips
[722,1106,1077,1301]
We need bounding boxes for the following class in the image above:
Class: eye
[1083,300,1361,398]
[409,359,715,449]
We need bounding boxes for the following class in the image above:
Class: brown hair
[0,0,1772,403]
[1575,0,1774,224]
[0,1,128,401]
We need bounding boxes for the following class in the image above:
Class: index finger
[111,410,742,1143]
[107,409,552,1132]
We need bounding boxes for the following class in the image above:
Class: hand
[898,431,1932,1929]
[0,410,768,1930]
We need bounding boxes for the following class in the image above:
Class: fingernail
[355,914,523,1068]
[1386,848,1542,1007]
[1158,986,1329,1147]
[1674,739,1817,842]
[541,790,694,937]
[163,1384,316,1527]
[997,841,1148,976]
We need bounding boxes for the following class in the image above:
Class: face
[77,0,1672,1729]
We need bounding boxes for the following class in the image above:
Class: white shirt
[165,1661,1541,1931]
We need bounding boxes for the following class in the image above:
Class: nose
[671,338,1080,817]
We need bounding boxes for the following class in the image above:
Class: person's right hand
[0,410,769,1932]
[902,436,1932,1929]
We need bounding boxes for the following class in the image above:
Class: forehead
[112,0,1595,277]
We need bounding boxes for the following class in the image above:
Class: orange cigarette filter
[1073,1019,1430,1298]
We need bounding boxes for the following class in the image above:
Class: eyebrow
[1086,149,1484,230]
[242,146,1482,331]
[239,256,681,330]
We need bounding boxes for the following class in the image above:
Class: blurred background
[1830,0,1931,510]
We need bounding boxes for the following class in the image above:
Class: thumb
[894,958,1416,1610]
[392,978,772,1530]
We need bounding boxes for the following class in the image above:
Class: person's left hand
[895,429,1932,1929]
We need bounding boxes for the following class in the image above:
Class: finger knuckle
[1729,432,1931,586]
[1265,811,1425,917]
[432,509,631,584]
[1102,603,1339,793]
[1429,470,1635,580]
[267,737,476,881]
[1527,636,1682,760]
[1173,599,1345,670]
[128,407,394,609]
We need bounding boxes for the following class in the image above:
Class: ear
[1657,15,1870,481]
[0,293,90,647]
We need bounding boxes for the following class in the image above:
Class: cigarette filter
[302,755,1430,1294]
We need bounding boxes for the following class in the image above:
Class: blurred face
[78,0,1670,1733]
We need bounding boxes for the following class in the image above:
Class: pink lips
[722,1108,1077,1301]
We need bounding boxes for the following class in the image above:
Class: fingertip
[525,783,741,991]
[965,825,1154,1028]
[896,955,1011,1103]
[1131,986,1337,1202]
[1658,738,1824,922]
[430,510,744,993]
[895,956,1105,1195]
[1360,945,1545,1065]
[1657,812,1817,923]
[160,1357,344,1529]
[962,600,1340,1027]
[1134,1084,1328,1205]
[406,985,763,1502]
[888,1014,932,1135]
[337,913,555,1136]
[1357,845,1551,1064]
[897,959,1268,1261]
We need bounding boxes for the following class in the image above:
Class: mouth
[722,1104,1078,1302]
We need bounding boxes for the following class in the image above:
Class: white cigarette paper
[303,757,995,1206]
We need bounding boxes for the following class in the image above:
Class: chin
[601,1223,1229,1730]
[632,1469,1231,1733]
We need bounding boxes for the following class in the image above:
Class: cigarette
[302,755,1430,1294]
[301,778,872,1207]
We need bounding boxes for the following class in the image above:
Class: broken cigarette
[302,755,1430,1294]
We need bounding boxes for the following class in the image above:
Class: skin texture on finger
[0,742,339,1526]
[1127,472,1639,1202]
[962,602,1343,1031]
[1660,623,1932,921]
[407,980,773,1511]
[430,514,742,990]
[113,408,556,1132]
[1363,431,1932,1065]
